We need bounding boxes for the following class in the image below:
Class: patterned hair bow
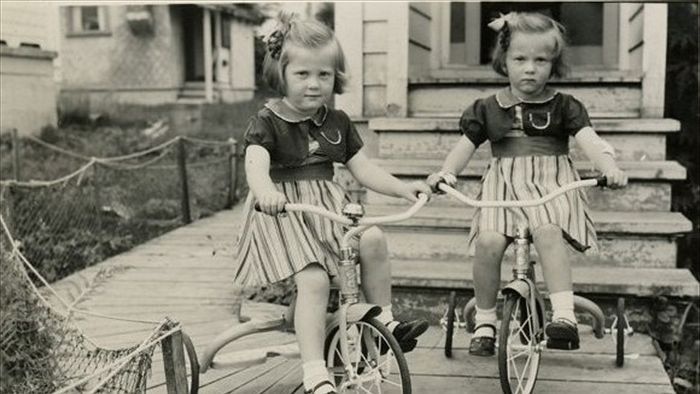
[487,12,514,32]
[263,13,295,60]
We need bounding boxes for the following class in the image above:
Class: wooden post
[2,185,16,237]
[386,3,409,117]
[177,138,192,224]
[11,128,20,181]
[203,8,214,103]
[334,2,364,117]
[226,138,239,208]
[93,164,102,232]
[161,330,189,394]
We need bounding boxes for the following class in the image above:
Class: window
[68,6,109,35]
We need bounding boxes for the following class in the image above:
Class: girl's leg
[294,264,334,392]
[359,226,428,348]
[470,231,509,356]
[359,226,390,305]
[531,224,579,348]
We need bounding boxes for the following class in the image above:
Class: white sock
[474,306,497,338]
[376,304,399,331]
[550,291,576,324]
[302,360,332,392]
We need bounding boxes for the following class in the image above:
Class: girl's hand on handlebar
[399,181,432,202]
[427,171,457,194]
[603,167,628,189]
[256,190,287,215]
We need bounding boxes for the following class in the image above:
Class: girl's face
[505,31,555,100]
[283,44,336,115]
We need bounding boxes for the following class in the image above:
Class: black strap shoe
[469,323,496,357]
[545,318,580,350]
[391,319,429,343]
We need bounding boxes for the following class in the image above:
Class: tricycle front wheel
[325,318,411,393]
[498,294,542,394]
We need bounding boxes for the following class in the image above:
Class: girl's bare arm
[575,127,627,187]
[245,145,286,213]
[345,150,430,201]
[440,136,478,175]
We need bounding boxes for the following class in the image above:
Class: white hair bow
[487,12,514,32]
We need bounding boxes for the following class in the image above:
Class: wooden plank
[406,348,671,384]
[417,326,657,356]
[161,330,188,394]
[409,375,674,394]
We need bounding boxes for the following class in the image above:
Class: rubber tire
[498,294,541,394]
[325,317,411,394]
[445,291,456,358]
[181,331,199,394]
[616,297,625,367]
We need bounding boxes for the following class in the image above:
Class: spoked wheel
[325,318,411,393]
[444,291,457,358]
[616,297,625,367]
[498,294,543,394]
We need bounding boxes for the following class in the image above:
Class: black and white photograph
[0,1,698,393]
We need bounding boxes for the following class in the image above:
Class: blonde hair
[490,12,569,78]
[262,12,347,95]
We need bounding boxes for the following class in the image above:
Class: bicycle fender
[325,303,382,334]
[502,280,531,299]
[346,303,382,322]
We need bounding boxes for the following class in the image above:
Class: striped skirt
[233,180,351,287]
[466,155,598,255]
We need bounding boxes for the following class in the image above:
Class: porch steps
[408,72,644,117]
[389,259,699,298]
[366,204,690,270]
[360,158,684,212]
[347,91,697,300]
[372,117,678,161]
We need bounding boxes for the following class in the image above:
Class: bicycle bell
[342,202,364,222]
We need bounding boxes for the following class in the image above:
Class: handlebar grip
[253,202,287,213]
[595,176,607,187]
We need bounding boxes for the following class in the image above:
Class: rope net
[1,223,163,394]
[0,134,237,392]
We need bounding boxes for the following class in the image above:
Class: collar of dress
[495,87,559,109]
[264,98,328,126]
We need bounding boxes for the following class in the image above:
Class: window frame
[66,6,111,37]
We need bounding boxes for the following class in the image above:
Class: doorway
[446,2,619,69]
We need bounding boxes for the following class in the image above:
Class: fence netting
[0,135,238,284]
[0,134,238,393]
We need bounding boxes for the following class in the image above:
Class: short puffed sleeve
[460,99,488,147]
[338,111,364,163]
[562,95,592,136]
[243,114,276,151]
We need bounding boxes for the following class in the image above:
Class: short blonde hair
[263,12,347,95]
[491,12,569,78]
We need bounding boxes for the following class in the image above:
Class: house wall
[60,5,182,112]
[0,3,59,135]
[0,2,60,51]
[408,3,432,78]
[1,47,57,135]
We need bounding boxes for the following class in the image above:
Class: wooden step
[365,205,690,269]
[371,117,679,161]
[422,68,643,83]
[391,259,700,298]
[369,159,686,180]
[367,205,692,235]
[408,83,642,118]
[338,160,684,211]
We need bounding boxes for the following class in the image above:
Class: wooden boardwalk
[47,206,675,393]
